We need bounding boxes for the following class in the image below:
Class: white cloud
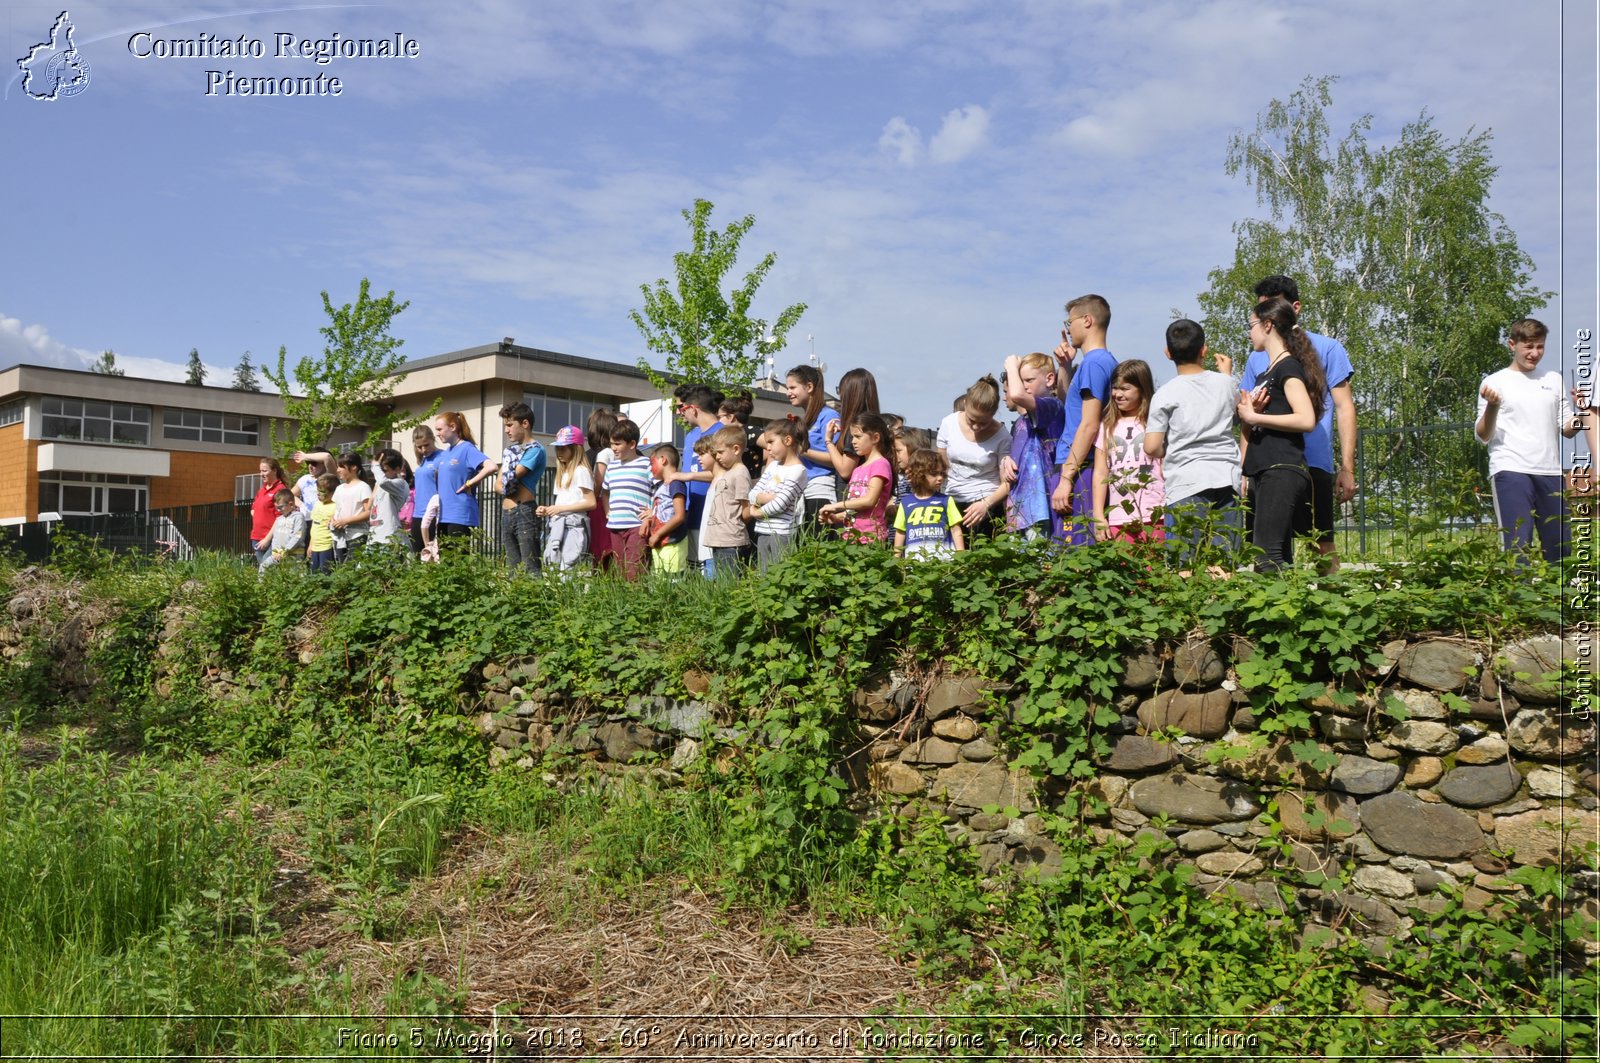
[878,116,923,165]
[107,355,193,383]
[877,105,988,167]
[4,0,1577,432]
[0,313,207,383]
[0,315,94,372]
[928,104,989,164]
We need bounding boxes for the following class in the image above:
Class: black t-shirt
[742,423,764,479]
[1243,355,1309,476]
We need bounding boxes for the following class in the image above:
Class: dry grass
[280,830,959,1056]
[271,830,1179,1059]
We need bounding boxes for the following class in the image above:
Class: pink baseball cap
[552,425,585,447]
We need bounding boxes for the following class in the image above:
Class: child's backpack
[398,487,415,531]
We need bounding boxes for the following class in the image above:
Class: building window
[38,472,149,516]
[163,408,260,446]
[0,399,22,428]
[523,390,608,437]
[41,397,151,446]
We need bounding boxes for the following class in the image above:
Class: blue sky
[2,0,1594,430]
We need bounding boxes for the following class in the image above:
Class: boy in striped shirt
[605,420,653,580]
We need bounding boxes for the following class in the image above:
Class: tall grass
[0,730,464,1057]
[0,729,274,1054]
[0,731,256,962]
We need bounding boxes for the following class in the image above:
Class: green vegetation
[1198,74,1547,427]
[631,198,808,396]
[233,349,262,392]
[1196,76,1549,530]
[89,349,124,376]
[0,536,1591,1058]
[265,277,438,458]
[184,346,206,386]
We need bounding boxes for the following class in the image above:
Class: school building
[0,341,794,524]
[384,339,793,472]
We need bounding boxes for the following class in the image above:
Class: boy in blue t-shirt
[498,401,548,574]
[1049,294,1118,546]
[893,448,965,560]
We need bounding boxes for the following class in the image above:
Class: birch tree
[1197,75,1547,427]
[1196,77,1548,519]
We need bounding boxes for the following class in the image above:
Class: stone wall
[478,632,1598,951]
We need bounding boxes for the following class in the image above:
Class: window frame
[40,397,152,446]
[162,407,261,447]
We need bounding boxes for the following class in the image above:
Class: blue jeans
[502,501,542,573]
[710,545,748,577]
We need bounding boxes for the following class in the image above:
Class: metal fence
[1337,422,1496,561]
[0,501,253,564]
[457,470,557,558]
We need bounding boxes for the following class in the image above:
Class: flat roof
[1,340,798,409]
[402,341,791,399]
[0,364,290,415]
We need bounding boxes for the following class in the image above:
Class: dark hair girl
[829,367,882,479]
[1239,295,1324,571]
[785,364,841,526]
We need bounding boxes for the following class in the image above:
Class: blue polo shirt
[436,440,491,526]
[413,447,445,513]
[803,408,840,480]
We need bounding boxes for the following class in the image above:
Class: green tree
[89,350,124,376]
[630,199,807,396]
[232,350,261,392]
[264,279,435,458]
[184,347,206,386]
[1198,76,1548,429]
[1196,77,1549,524]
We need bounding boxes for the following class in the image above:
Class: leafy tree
[89,350,124,376]
[232,350,261,392]
[630,199,807,397]
[1198,76,1548,431]
[264,279,436,458]
[1196,77,1549,523]
[184,347,206,386]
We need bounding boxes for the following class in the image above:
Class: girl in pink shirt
[1093,359,1165,543]
[819,413,895,544]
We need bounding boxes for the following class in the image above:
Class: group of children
[251,276,1592,579]
[255,448,413,572]
[517,394,978,583]
[991,298,1254,566]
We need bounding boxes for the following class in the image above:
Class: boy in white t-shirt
[1475,317,1591,561]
